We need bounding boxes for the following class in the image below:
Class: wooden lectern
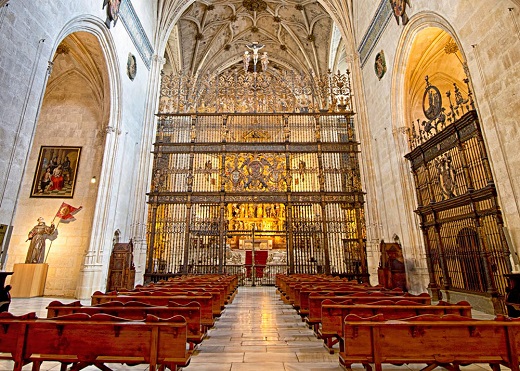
[9,263,48,297]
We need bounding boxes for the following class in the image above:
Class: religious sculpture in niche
[435,153,457,200]
[127,53,137,81]
[389,0,411,26]
[102,0,121,29]
[374,50,387,80]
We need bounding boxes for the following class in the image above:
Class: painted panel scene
[30,146,81,198]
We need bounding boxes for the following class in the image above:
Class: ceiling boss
[242,0,267,12]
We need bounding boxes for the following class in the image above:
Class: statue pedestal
[10,263,48,298]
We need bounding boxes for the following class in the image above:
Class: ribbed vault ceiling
[164,0,338,79]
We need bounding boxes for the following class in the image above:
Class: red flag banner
[56,202,82,221]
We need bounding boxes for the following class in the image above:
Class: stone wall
[352,0,520,292]
[0,0,157,297]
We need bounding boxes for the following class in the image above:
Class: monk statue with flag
[25,217,55,264]
[25,203,82,264]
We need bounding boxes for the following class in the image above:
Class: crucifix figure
[246,42,265,71]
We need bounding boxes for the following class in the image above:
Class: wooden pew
[306,292,431,331]
[320,299,472,353]
[297,287,401,318]
[111,288,223,316]
[0,312,36,369]
[0,312,191,371]
[149,280,236,304]
[339,313,520,371]
[130,286,227,309]
[46,300,204,349]
[162,274,238,301]
[90,291,215,330]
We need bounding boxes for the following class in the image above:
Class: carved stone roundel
[243,0,267,12]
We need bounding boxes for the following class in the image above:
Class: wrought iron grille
[158,69,353,114]
[146,112,367,283]
[405,76,511,313]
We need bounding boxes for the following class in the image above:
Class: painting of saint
[31,146,81,198]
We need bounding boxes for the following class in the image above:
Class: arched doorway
[400,25,511,313]
[455,227,486,292]
[7,31,110,297]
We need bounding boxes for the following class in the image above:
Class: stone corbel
[395,126,412,146]
[105,126,122,135]
[152,54,167,67]
[395,126,410,136]
[47,61,54,76]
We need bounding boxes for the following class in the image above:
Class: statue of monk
[25,217,55,264]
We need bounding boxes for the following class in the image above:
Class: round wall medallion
[374,50,387,80]
[127,53,137,81]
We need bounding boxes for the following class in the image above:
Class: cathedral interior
[1,0,520,317]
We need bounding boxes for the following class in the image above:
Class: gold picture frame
[30,146,81,198]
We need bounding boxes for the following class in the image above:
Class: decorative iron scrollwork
[409,72,474,150]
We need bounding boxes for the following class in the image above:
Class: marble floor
[0,286,501,370]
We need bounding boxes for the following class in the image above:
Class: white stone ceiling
[164,0,335,79]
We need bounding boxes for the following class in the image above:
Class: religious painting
[127,53,137,81]
[30,146,81,198]
[374,50,387,80]
[102,0,121,29]
[389,0,410,26]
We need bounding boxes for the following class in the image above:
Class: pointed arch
[50,15,123,298]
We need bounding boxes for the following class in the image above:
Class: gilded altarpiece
[146,69,366,285]
[146,113,366,284]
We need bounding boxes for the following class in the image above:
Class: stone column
[75,125,122,299]
[130,54,166,285]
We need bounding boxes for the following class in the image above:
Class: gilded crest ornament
[389,0,411,26]
[422,76,442,120]
[225,153,286,192]
[102,0,121,29]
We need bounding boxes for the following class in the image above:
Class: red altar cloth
[245,250,268,278]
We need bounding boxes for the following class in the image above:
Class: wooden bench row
[306,291,431,328]
[0,312,191,371]
[47,300,205,349]
[277,274,520,371]
[319,299,472,353]
[340,314,520,371]
[0,273,238,370]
